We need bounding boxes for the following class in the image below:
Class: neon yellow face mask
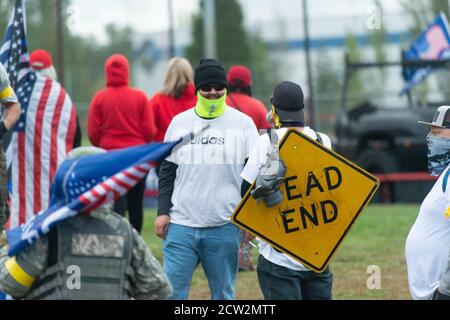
[271,105,281,129]
[195,90,228,119]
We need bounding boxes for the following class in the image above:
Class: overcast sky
[69,0,406,43]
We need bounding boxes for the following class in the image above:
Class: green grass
[140,204,419,300]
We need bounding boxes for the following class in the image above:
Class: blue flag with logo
[401,12,450,94]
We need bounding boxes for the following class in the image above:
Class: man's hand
[154,215,170,239]
[2,101,20,132]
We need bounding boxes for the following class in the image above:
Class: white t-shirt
[405,166,450,300]
[241,127,332,271]
[164,107,259,227]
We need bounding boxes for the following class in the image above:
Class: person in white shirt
[406,105,450,300]
[154,59,259,300]
[240,81,333,300]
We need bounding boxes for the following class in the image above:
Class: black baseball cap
[271,81,305,124]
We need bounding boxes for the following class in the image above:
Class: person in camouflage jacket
[0,206,172,300]
[0,147,172,300]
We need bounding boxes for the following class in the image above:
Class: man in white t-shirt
[154,59,259,300]
[406,105,450,300]
[240,81,333,300]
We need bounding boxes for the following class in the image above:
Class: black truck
[334,54,448,202]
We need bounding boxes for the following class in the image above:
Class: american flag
[0,0,78,228]
[8,72,76,228]
[0,0,29,88]
[6,141,180,256]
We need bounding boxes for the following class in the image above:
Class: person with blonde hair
[149,57,197,142]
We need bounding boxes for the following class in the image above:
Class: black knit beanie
[194,58,228,92]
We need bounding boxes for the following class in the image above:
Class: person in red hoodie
[226,65,271,130]
[149,57,197,142]
[88,54,156,233]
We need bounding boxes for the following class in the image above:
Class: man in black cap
[154,58,259,300]
[405,105,450,300]
[240,81,334,300]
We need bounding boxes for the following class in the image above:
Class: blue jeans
[163,222,240,300]
[257,255,333,300]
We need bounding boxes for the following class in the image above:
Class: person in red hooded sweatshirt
[226,65,271,130]
[88,54,156,233]
[149,57,197,142]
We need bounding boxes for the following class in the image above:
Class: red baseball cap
[227,65,252,87]
[30,49,53,70]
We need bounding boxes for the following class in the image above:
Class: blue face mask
[427,134,450,176]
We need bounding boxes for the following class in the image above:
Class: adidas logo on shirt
[190,133,225,145]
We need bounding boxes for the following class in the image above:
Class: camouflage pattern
[130,227,172,300]
[426,135,450,176]
[0,237,48,298]
[0,207,172,300]
[71,233,125,258]
[0,151,8,234]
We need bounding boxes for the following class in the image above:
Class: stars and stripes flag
[0,0,78,228]
[0,0,29,88]
[9,73,77,228]
[6,140,181,256]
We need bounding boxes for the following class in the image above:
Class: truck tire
[356,149,398,203]
[355,149,399,174]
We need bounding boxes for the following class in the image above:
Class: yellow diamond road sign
[232,129,379,272]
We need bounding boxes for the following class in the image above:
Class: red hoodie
[149,83,197,142]
[88,54,156,150]
[226,92,271,130]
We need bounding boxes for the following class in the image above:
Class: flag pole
[54,0,64,85]
[302,0,315,130]
[168,0,175,58]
